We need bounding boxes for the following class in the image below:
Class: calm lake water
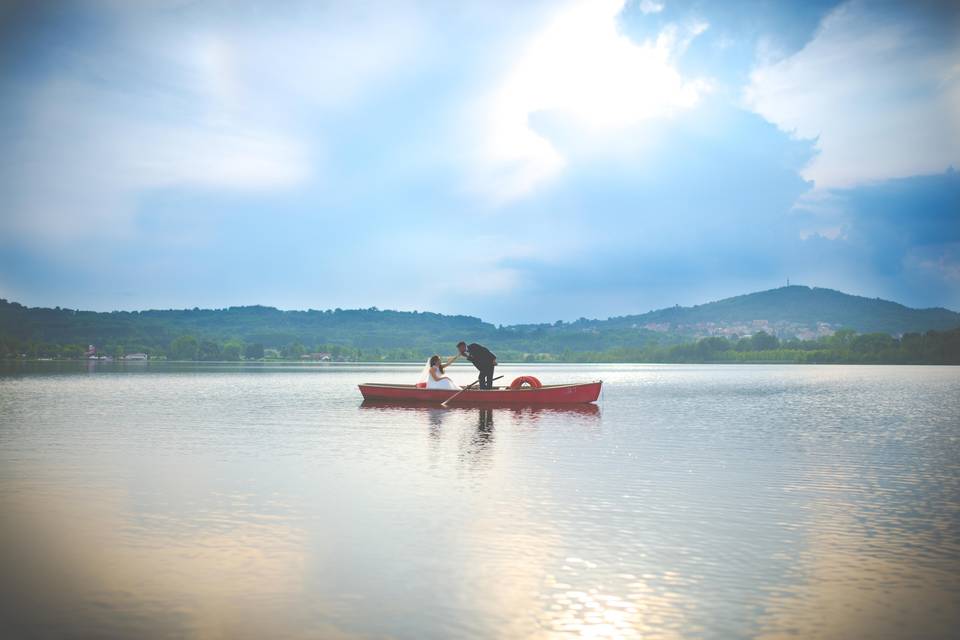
[1,362,958,639]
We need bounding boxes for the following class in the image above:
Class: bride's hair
[429,354,444,373]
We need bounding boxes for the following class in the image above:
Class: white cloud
[906,243,960,286]
[194,7,426,113]
[639,0,665,15]
[2,77,308,245]
[744,0,960,188]
[0,2,426,245]
[471,0,709,201]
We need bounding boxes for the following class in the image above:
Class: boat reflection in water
[360,400,601,476]
[359,400,600,439]
[359,399,601,418]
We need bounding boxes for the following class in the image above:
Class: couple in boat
[419,341,497,390]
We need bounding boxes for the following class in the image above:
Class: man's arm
[470,345,495,367]
[468,344,492,359]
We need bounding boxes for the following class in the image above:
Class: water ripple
[1,362,958,638]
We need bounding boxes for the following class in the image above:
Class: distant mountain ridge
[601,286,960,338]
[1,286,958,358]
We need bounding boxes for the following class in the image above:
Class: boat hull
[358,381,602,405]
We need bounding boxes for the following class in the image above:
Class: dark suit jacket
[465,343,496,369]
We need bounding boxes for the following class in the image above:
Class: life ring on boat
[510,376,542,389]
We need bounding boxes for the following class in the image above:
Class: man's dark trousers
[478,366,494,389]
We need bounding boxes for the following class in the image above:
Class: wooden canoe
[357,380,602,405]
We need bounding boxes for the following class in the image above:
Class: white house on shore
[123,353,148,361]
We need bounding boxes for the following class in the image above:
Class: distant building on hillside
[302,352,332,361]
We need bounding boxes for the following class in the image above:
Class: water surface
[1,362,958,638]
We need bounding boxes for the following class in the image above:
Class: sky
[0,0,958,324]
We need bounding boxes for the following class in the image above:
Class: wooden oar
[441,375,504,407]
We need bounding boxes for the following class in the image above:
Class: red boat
[357,380,602,405]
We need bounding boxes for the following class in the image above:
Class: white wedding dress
[421,363,460,390]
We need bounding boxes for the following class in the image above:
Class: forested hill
[600,286,960,337]
[1,285,958,360]
[0,303,502,357]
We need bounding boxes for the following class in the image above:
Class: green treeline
[0,334,430,363]
[2,297,958,364]
[0,298,676,360]
[3,327,958,364]
[555,328,960,364]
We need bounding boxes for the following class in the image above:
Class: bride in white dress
[420,354,460,390]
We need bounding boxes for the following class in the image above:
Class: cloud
[787,169,960,307]
[460,105,818,320]
[2,0,957,319]
[464,109,959,320]
[0,1,426,246]
[639,0,665,15]
[744,0,960,188]
[170,3,427,112]
[2,79,309,243]
[470,0,710,201]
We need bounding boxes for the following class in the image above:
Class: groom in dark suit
[457,341,497,389]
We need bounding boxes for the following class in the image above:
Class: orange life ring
[510,375,542,389]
